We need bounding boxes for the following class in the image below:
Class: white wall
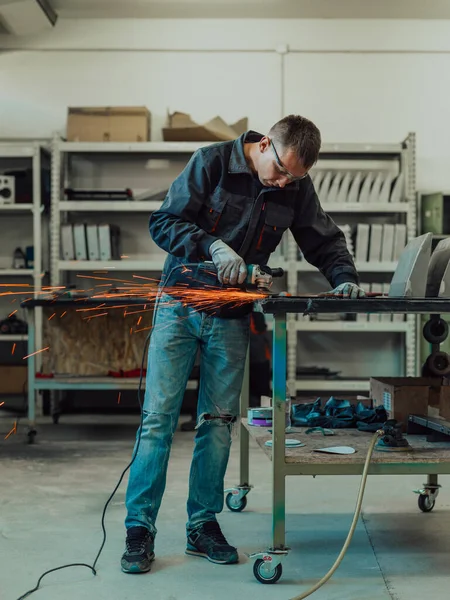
[1,18,450,190]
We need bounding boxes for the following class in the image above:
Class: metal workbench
[226,296,450,585]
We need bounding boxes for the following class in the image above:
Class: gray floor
[1,412,450,600]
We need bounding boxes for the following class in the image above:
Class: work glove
[325,282,366,299]
[209,239,247,285]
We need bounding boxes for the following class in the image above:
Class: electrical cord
[289,429,384,600]
[15,332,151,600]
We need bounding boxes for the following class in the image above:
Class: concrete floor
[1,413,450,600]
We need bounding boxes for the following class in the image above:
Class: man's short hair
[268,115,321,169]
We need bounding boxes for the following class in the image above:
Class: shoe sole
[185,547,238,565]
[121,552,155,574]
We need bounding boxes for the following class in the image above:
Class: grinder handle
[270,267,284,278]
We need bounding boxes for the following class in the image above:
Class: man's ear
[259,136,270,153]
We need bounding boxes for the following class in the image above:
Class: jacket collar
[228,130,263,175]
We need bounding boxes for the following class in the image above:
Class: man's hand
[325,282,366,298]
[209,240,247,285]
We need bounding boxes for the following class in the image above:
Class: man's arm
[290,180,359,288]
[149,149,219,262]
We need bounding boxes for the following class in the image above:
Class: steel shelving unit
[49,134,417,399]
[0,141,49,365]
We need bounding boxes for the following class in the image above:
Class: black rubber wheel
[418,494,435,513]
[27,430,37,444]
[423,318,449,344]
[253,559,283,584]
[426,351,450,376]
[225,492,247,512]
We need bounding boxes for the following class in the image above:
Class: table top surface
[21,295,450,315]
[261,296,450,315]
[243,419,450,465]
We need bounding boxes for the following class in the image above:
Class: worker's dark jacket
[149,131,358,296]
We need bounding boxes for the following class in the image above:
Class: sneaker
[121,526,155,574]
[186,521,238,564]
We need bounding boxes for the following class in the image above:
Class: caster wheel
[418,494,435,513]
[225,492,247,512]
[253,559,282,584]
[27,430,37,444]
[423,318,449,344]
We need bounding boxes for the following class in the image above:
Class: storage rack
[49,134,417,399]
[0,141,49,368]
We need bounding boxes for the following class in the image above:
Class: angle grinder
[165,261,284,294]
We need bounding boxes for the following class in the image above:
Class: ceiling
[1,0,450,20]
[3,0,450,20]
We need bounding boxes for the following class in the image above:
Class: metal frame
[45,134,417,414]
[0,142,49,391]
[235,299,450,582]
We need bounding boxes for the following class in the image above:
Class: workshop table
[20,297,198,440]
[225,296,450,585]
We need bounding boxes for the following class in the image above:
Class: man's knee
[196,412,237,430]
[142,410,175,436]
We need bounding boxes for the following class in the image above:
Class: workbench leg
[248,315,289,584]
[272,313,287,550]
[27,316,37,443]
[240,348,250,486]
[225,346,252,513]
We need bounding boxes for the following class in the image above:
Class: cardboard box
[371,377,432,428]
[162,111,248,142]
[438,380,450,420]
[0,365,27,395]
[67,106,151,142]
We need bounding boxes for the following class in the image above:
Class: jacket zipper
[256,202,266,250]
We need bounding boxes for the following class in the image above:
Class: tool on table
[313,446,356,455]
[203,261,284,294]
[375,419,411,452]
[166,261,284,295]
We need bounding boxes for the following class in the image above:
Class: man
[121,115,364,574]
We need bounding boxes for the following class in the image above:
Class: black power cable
[15,332,151,600]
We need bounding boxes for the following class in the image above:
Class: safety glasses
[270,139,309,182]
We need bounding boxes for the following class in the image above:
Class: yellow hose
[289,429,384,600]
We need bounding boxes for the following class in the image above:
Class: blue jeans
[125,294,250,537]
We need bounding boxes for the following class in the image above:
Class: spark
[11,343,16,355]
[117,392,121,404]
[48,313,56,320]
[83,312,108,321]
[23,347,50,359]
[0,401,4,407]
[137,316,142,326]
[60,311,67,318]
[8,309,17,317]
[121,255,129,259]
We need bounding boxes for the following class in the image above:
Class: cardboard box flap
[203,116,239,141]
[168,111,198,128]
[163,111,248,142]
[230,117,249,136]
